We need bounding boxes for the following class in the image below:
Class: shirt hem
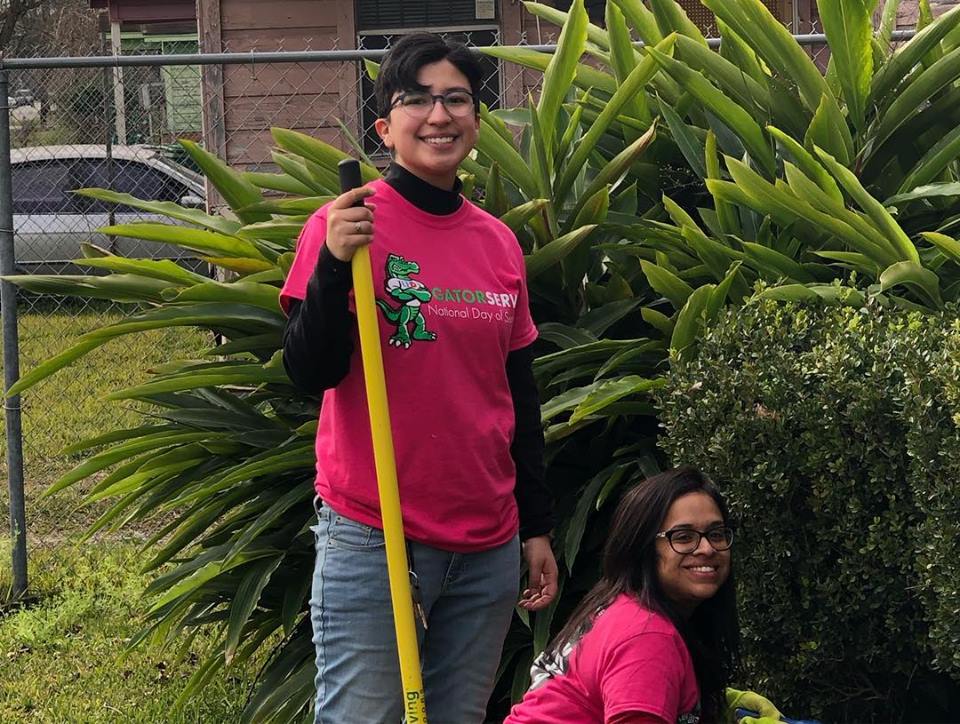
[319,492,520,554]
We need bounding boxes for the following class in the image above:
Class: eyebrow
[423,85,472,94]
[669,521,725,529]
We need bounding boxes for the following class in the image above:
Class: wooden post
[110,20,127,144]
[336,0,359,154]
[197,0,227,211]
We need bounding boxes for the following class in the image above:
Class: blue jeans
[310,502,521,724]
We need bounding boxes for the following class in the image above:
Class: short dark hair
[545,467,740,721]
[374,32,483,118]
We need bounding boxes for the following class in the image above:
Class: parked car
[11,144,206,274]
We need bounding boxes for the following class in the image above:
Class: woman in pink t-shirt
[505,467,780,724]
[281,32,559,724]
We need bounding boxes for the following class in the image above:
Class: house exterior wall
[198,0,537,171]
[896,0,960,28]
[89,0,197,23]
[198,0,356,171]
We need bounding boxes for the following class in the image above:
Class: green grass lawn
[1,303,212,536]
[0,303,262,721]
[0,540,263,722]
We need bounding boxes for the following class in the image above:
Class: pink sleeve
[600,633,688,723]
[279,209,328,314]
[509,240,538,351]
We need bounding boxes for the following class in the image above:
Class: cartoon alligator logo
[375,253,437,348]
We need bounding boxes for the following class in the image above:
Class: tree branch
[0,0,47,52]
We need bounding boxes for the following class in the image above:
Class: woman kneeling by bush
[506,467,781,724]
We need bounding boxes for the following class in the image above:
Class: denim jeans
[310,502,521,724]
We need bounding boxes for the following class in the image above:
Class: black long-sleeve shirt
[282,163,554,540]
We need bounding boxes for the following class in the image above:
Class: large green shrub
[658,294,960,721]
[899,315,960,678]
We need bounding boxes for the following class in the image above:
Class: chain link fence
[3,55,208,584]
[0,22,850,601]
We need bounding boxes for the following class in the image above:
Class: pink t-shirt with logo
[280,179,537,552]
[504,594,701,724]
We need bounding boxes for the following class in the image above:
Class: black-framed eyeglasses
[655,526,734,554]
[390,90,476,119]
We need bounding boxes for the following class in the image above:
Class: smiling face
[655,491,731,616]
[374,58,480,190]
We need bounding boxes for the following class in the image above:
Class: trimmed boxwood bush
[658,294,960,722]
[900,315,960,679]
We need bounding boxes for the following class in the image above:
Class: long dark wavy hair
[546,467,740,722]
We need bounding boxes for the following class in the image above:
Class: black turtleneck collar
[384,163,463,216]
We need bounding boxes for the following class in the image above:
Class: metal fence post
[0,68,28,601]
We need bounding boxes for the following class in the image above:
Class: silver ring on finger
[355,222,362,234]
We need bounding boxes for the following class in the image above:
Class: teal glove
[725,687,782,724]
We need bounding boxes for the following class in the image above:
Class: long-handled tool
[338,158,428,722]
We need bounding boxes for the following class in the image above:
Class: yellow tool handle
[340,159,427,722]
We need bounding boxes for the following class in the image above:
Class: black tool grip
[337,158,365,207]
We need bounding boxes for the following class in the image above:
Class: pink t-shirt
[280,179,537,552]
[504,594,701,724]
